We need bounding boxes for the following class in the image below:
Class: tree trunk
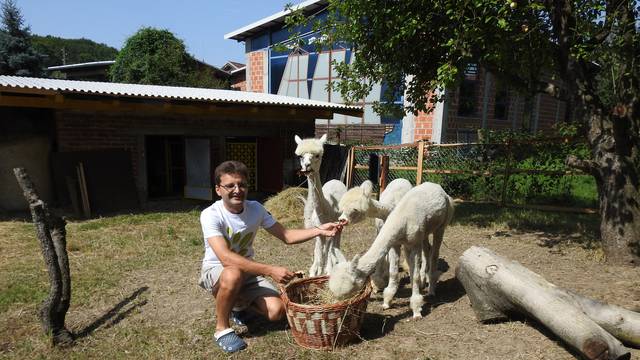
[592,138,640,265]
[13,168,74,347]
[456,246,639,360]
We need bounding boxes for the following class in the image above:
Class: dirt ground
[97,225,639,358]
[2,204,639,359]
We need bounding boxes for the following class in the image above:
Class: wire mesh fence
[346,139,597,211]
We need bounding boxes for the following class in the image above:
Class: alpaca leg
[419,237,430,290]
[325,234,343,273]
[426,228,444,297]
[382,245,401,310]
[320,237,333,275]
[309,236,324,277]
[407,244,424,318]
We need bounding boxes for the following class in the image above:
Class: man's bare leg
[214,267,245,333]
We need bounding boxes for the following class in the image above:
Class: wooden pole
[346,147,356,188]
[379,155,389,194]
[456,246,637,360]
[416,140,425,185]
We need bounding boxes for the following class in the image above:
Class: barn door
[225,138,257,192]
[184,137,212,200]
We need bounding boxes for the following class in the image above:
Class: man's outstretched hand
[316,222,344,237]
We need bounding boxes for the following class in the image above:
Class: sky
[16,0,299,67]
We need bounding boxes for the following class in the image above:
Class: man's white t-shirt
[200,200,276,268]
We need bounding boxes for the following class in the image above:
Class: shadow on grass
[74,286,149,340]
[452,202,601,249]
[360,274,466,341]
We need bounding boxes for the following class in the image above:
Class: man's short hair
[214,161,249,185]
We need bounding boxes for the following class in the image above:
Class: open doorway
[146,135,185,198]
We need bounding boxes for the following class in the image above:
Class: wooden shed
[0,75,361,213]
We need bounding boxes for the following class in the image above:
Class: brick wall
[248,51,265,93]
[414,109,435,141]
[434,69,565,143]
[55,111,311,188]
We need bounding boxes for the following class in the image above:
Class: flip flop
[215,329,247,353]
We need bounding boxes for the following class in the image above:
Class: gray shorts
[198,265,280,309]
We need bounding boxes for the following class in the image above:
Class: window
[457,64,479,117]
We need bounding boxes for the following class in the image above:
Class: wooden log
[13,167,74,347]
[456,246,635,360]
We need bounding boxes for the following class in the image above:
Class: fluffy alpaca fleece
[294,134,347,276]
[338,179,414,309]
[330,181,454,318]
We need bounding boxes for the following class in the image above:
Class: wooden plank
[346,147,356,188]
[353,142,419,151]
[76,162,91,218]
[379,155,389,194]
[416,140,425,185]
[354,164,419,171]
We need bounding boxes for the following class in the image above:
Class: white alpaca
[337,179,413,309]
[330,182,455,318]
[294,134,347,276]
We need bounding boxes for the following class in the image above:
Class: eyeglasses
[218,183,248,191]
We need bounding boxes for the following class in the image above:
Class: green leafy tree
[0,0,43,76]
[289,0,640,264]
[32,35,118,67]
[110,27,228,89]
[110,27,191,86]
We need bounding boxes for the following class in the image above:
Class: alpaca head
[294,134,327,176]
[338,180,374,224]
[328,254,367,299]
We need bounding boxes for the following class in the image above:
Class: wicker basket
[280,275,371,350]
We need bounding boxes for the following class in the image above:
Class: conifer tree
[0,0,43,76]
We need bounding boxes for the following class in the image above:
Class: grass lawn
[1,202,638,360]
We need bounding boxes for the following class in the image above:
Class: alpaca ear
[361,180,373,198]
[350,254,361,269]
[319,134,327,144]
[294,135,302,145]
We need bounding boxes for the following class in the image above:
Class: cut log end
[583,337,631,360]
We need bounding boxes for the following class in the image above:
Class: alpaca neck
[306,171,331,221]
[367,199,393,221]
[357,223,400,275]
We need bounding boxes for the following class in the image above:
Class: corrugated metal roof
[224,0,327,41]
[47,60,115,71]
[0,75,361,113]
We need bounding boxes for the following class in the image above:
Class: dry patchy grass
[0,202,638,360]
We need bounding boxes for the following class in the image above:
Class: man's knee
[217,267,245,291]
[265,299,286,321]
